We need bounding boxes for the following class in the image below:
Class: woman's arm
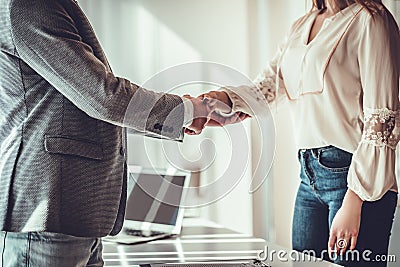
[329,189,363,255]
[329,9,400,255]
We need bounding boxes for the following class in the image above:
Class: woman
[201,0,400,266]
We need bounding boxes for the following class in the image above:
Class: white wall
[249,0,306,247]
[79,0,250,82]
[78,0,307,245]
[78,0,254,235]
[272,2,306,248]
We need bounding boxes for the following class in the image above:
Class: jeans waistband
[299,145,352,160]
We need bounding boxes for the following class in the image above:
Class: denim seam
[26,232,31,267]
[315,160,351,173]
[1,232,6,266]
[303,153,316,186]
[303,151,330,206]
[318,146,333,154]
[313,190,329,206]
[304,152,329,206]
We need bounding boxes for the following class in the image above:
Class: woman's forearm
[342,189,364,211]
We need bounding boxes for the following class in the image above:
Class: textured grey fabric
[0,0,185,237]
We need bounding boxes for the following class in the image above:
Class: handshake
[183,90,250,135]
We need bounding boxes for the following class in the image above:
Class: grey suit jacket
[0,0,185,237]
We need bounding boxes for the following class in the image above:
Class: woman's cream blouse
[223,4,400,201]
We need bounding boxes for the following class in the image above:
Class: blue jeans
[0,231,103,267]
[292,146,397,267]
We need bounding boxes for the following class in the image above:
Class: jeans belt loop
[317,148,321,160]
[310,148,317,159]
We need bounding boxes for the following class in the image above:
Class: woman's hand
[328,189,363,256]
[200,91,251,126]
[200,91,233,115]
[187,91,250,127]
[206,111,250,127]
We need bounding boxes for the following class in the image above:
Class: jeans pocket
[316,147,352,172]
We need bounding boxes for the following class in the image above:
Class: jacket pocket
[44,135,104,160]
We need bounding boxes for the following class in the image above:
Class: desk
[103,218,340,267]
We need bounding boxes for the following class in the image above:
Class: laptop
[103,166,190,244]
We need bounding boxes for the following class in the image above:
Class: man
[0,0,216,265]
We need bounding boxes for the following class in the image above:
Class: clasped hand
[183,91,250,135]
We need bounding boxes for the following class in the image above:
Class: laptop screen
[125,173,186,226]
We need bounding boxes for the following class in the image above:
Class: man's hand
[183,95,210,135]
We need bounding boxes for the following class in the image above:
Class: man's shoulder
[9,0,75,27]
[8,0,80,49]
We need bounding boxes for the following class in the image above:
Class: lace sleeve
[347,11,400,201]
[347,108,400,201]
[252,73,280,104]
[362,108,400,149]
[221,70,285,116]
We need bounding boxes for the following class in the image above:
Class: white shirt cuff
[181,97,194,127]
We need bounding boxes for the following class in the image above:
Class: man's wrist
[181,97,194,127]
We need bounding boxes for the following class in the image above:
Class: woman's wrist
[342,189,364,212]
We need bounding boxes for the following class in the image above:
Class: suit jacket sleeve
[9,0,185,141]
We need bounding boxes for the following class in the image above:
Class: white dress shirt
[181,97,194,127]
[223,3,400,201]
